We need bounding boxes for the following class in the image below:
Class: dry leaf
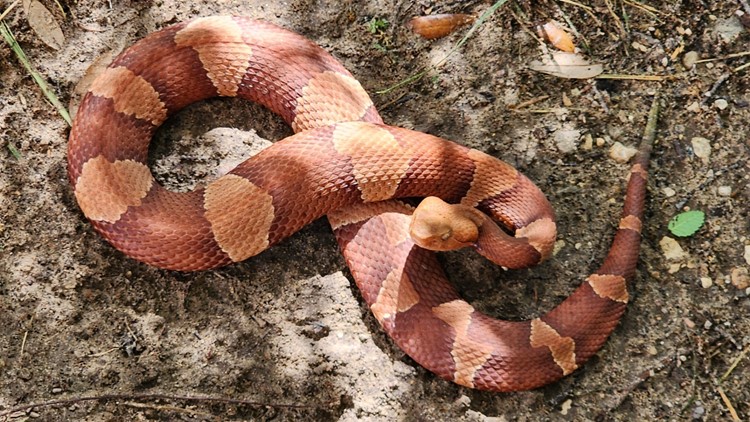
[529,51,603,79]
[408,14,475,39]
[23,0,65,50]
[537,21,575,52]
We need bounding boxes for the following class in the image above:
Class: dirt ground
[1,0,749,421]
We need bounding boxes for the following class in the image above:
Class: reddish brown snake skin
[67,16,652,391]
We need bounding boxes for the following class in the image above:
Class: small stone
[704,320,713,329]
[660,236,688,261]
[52,387,63,394]
[691,137,711,161]
[744,245,750,265]
[582,133,593,150]
[700,277,713,288]
[687,101,701,112]
[631,41,649,52]
[692,403,705,419]
[595,137,606,147]
[714,16,744,43]
[554,129,581,153]
[714,99,728,110]
[455,394,471,407]
[562,92,573,107]
[646,345,658,355]
[683,318,696,329]
[609,142,638,163]
[717,186,732,196]
[553,239,566,256]
[662,187,676,197]
[682,51,699,68]
[730,267,750,289]
[560,399,573,415]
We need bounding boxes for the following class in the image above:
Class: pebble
[646,344,658,355]
[683,318,696,329]
[700,277,713,289]
[687,101,701,112]
[631,41,649,52]
[731,267,749,289]
[714,16,744,43]
[714,99,728,110]
[560,399,573,415]
[554,128,581,153]
[660,236,688,261]
[692,403,705,419]
[609,141,638,163]
[691,137,711,161]
[581,133,593,150]
[717,186,732,196]
[51,387,63,394]
[662,187,676,197]
[682,51,699,68]
[744,245,750,265]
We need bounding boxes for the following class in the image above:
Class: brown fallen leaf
[528,51,603,79]
[23,0,64,50]
[408,14,475,40]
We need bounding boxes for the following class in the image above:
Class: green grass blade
[1,20,72,125]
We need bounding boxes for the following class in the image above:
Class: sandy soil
[1,1,749,421]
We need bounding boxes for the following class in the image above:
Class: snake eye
[441,230,452,241]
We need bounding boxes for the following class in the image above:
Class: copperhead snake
[67,16,652,392]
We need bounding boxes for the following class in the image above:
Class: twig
[694,51,750,64]
[0,0,19,21]
[719,344,749,384]
[19,331,28,359]
[701,72,731,105]
[596,73,677,81]
[717,386,741,421]
[508,95,550,111]
[734,61,750,73]
[0,392,334,418]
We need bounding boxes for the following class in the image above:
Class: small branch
[0,392,335,418]
[700,72,731,105]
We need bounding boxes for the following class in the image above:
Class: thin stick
[0,0,19,21]
[0,392,334,418]
[695,51,750,64]
[701,72,731,105]
[717,386,741,421]
[719,344,749,383]
[596,73,674,81]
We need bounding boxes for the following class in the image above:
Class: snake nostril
[440,230,452,241]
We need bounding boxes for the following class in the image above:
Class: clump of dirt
[1,1,748,420]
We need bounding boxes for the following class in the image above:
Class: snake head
[409,196,485,251]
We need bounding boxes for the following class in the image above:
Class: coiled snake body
[68,16,651,391]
